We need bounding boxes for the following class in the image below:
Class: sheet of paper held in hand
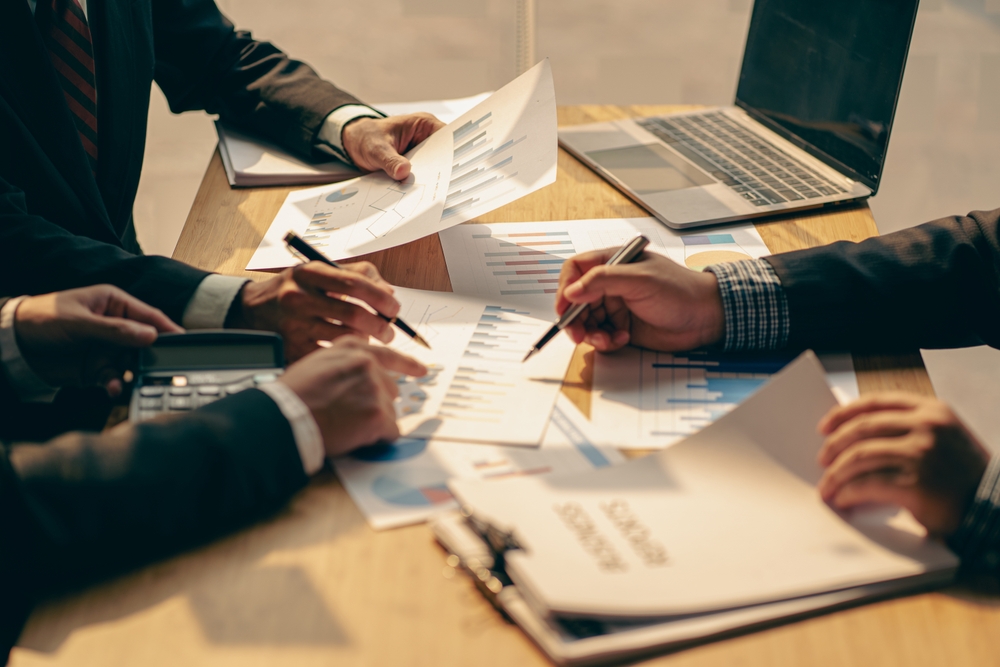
[334,394,624,530]
[438,218,859,449]
[449,352,958,621]
[246,60,557,269]
[216,92,492,187]
[382,287,575,446]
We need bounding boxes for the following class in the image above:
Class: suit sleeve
[151,0,364,157]
[764,208,1000,351]
[0,297,17,408]
[0,388,309,658]
[0,178,210,325]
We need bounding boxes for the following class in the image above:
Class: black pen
[522,235,650,362]
[283,231,431,349]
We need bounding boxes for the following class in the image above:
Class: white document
[495,577,932,667]
[246,61,557,268]
[438,217,856,449]
[449,352,958,620]
[334,395,625,530]
[215,93,492,188]
[590,348,859,450]
[438,218,769,309]
[384,287,575,445]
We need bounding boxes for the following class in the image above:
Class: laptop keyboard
[636,111,847,207]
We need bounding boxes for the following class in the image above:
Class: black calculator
[129,331,285,422]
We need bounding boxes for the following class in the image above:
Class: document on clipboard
[434,352,958,665]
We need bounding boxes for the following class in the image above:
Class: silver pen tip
[522,348,537,363]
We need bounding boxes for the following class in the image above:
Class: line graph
[366,183,427,238]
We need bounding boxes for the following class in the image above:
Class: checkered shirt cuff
[705,258,790,351]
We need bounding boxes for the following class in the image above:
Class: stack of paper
[333,287,583,529]
[438,218,860,449]
[442,353,958,664]
[216,93,492,187]
[334,395,624,530]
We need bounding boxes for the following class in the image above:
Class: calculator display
[140,343,279,371]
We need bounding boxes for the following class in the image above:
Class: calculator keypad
[131,369,283,422]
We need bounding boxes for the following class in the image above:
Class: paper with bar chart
[246,60,557,269]
[590,348,859,450]
[385,287,575,445]
[438,218,769,307]
[333,395,624,530]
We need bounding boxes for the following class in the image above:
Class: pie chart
[685,250,752,271]
[326,186,359,203]
[371,469,453,507]
[351,438,427,462]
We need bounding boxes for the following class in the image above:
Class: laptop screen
[735,0,918,190]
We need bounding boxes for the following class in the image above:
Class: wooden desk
[12,106,999,667]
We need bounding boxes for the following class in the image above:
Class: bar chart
[333,396,623,530]
[443,111,530,221]
[389,288,575,445]
[591,348,858,449]
[682,233,756,270]
[439,305,549,423]
[439,218,772,309]
[592,347,796,448]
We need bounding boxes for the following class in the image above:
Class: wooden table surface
[12,106,1000,667]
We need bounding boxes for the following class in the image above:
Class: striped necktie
[39,0,98,173]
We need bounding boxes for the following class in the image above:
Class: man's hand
[277,336,427,457]
[234,261,402,362]
[14,285,183,395]
[817,393,992,538]
[342,113,445,180]
[555,250,725,353]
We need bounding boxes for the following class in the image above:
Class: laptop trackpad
[585,144,715,193]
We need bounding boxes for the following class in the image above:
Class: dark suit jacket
[0,378,309,664]
[0,0,362,323]
[765,208,1000,351]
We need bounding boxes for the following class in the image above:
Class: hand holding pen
[525,236,648,361]
[284,232,431,349]
[535,235,728,356]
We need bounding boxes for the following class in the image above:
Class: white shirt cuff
[256,381,325,475]
[182,275,250,329]
[316,104,385,164]
[0,296,59,403]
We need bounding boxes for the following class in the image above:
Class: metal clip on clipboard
[431,510,520,610]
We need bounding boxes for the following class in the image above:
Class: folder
[433,352,958,665]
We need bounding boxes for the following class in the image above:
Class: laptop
[559,0,919,229]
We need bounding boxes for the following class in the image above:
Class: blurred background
[135,0,1000,448]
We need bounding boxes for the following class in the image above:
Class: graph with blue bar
[593,347,795,447]
[681,232,754,270]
